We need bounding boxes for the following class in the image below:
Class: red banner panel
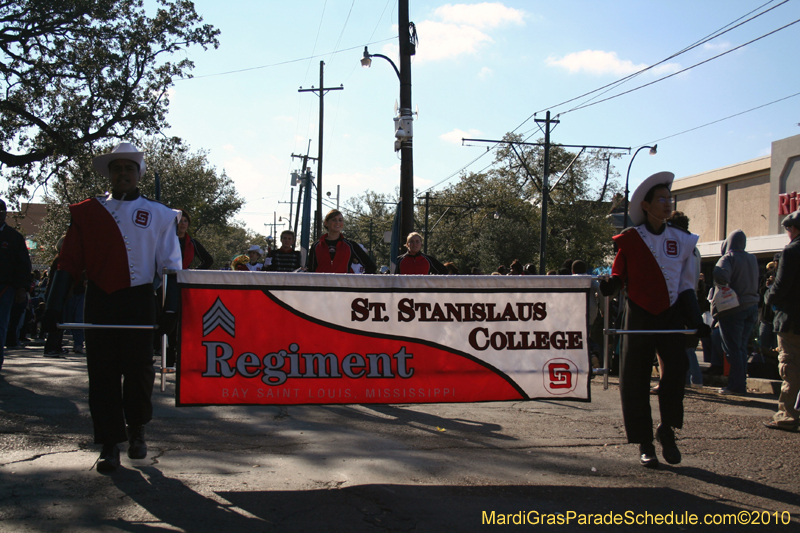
[175,271,591,405]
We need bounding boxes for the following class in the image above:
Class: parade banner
[175,271,592,406]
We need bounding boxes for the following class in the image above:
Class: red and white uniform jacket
[396,252,446,275]
[611,223,699,315]
[59,193,182,294]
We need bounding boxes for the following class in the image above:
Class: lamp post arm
[369,53,401,81]
[623,145,654,229]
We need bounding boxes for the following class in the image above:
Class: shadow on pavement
[324,403,515,441]
[670,466,800,509]
[97,469,795,532]
[0,372,84,432]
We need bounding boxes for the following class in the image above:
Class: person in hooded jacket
[712,229,759,395]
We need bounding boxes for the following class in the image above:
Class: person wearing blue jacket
[713,229,759,395]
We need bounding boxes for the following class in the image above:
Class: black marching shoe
[639,442,659,468]
[656,424,681,465]
[97,444,120,473]
[127,425,147,459]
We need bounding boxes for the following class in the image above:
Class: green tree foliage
[420,170,538,275]
[414,133,621,274]
[35,137,244,268]
[0,0,220,203]
[194,223,264,270]
[341,190,397,270]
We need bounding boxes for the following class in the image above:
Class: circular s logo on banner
[543,358,578,395]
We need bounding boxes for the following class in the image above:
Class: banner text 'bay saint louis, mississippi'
[175,271,591,406]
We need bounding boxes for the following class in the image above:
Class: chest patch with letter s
[133,209,151,228]
[664,239,679,258]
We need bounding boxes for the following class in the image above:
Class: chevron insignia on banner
[203,297,235,337]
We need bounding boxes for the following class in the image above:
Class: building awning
[698,233,789,259]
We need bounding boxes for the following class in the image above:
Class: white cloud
[440,128,481,145]
[223,155,284,197]
[413,20,493,62]
[703,41,731,52]
[478,67,493,80]
[433,2,525,29]
[405,3,526,63]
[546,50,681,76]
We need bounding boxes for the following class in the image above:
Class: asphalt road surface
[1,346,798,532]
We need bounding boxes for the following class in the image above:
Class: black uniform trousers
[85,282,156,444]
[620,299,689,444]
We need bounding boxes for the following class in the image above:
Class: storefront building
[672,133,800,264]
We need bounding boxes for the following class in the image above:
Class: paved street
[1,344,798,532]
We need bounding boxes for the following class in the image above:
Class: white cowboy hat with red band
[629,171,674,226]
[92,142,146,179]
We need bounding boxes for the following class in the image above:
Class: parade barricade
[166,271,593,406]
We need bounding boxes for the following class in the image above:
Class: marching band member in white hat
[600,171,709,468]
[46,142,182,473]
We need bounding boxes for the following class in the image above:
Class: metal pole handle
[605,329,698,335]
[57,323,157,330]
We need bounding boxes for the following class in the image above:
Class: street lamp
[623,144,657,229]
[361,47,400,80]
[360,37,414,251]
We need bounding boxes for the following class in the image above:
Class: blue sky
[54,1,800,234]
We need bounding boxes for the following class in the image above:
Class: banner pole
[57,324,157,330]
[603,283,610,390]
[605,329,698,335]
[161,268,168,392]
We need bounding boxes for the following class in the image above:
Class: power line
[420,3,798,193]
[565,17,800,114]
[417,149,493,195]
[328,0,356,63]
[511,0,789,131]
[177,38,395,80]
[368,0,396,43]
[562,0,788,113]
[420,88,800,197]
[302,0,328,83]
[640,91,800,146]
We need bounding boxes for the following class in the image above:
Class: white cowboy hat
[92,142,146,179]
[247,245,264,255]
[628,171,674,226]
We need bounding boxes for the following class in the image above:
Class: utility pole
[423,192,430,254]
[291,151,319,267]
[463,119,629,274]
[299,61,343,238]
[326,185,340,210]
[398,0,415,248]
[266,211,287,250]
[535,111,557,275]
[278,188,294,231]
